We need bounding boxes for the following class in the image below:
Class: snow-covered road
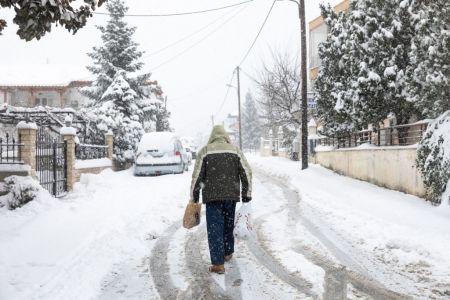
[1,156,450,299]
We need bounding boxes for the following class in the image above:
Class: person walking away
[190,125,252,274]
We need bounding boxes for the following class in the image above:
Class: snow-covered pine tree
[417,111,450,205]
[82,0,169,163]
[315,4,355,135]
[140,83,171,132]
[316,0,418,134]
[242,91,262,151]
[349,0,417,127]
[407,0,450,119]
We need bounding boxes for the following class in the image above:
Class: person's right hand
[242,197,251,203]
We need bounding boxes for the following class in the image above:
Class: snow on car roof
[138,132,179,152]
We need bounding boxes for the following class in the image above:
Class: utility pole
[278,0,308,169]
[237,66,243,149]
[299,0,308,170]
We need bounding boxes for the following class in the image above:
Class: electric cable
[238,0,276,67]
[93,0,253,17]
[168,75,230,102]
[149,4,248,71]
[142,5,241,59]
[215,71,236,117]
[240,67,259,84]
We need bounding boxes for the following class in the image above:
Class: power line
[238,0,276,67]
[149,5,248,71]
[240,67,259,84]
[214,1,276,120]
[215,71,236,117]
[93,1,253,17]
[168,75,229,102]
[143,6,241,59]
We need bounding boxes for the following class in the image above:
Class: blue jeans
[205,201,236,265]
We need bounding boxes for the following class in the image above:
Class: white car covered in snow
[134,132,189,176]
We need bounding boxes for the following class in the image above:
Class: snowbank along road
[1,156,449,299]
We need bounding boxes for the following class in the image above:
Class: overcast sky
[0,0,340,139]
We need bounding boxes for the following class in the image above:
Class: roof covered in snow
[0,64,93,87]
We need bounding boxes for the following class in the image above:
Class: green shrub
[417,111,450,205]
[0,176,41,210]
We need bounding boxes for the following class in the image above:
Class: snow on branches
[315,0,449,134]
[417,111,450,205]
[0,0,107,41]
[82,0,170,164]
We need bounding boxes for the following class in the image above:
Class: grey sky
[0,0,340,138]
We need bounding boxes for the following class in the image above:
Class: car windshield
[138,132,176,153]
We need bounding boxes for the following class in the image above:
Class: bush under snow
[0,176,42,210]
[417,111,450,205]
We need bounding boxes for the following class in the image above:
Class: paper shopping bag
[183,201,201,229]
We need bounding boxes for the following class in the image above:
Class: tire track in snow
[149,221,182,300]
[245,223,319,299]
[255,168,412,300]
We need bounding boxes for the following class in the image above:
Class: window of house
[309,23,328,69]
[36,96,48,106]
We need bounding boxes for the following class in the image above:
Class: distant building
[0,65,93,110]
[0,80,91,110]
[0,65,163,111]
[223,112,239,145]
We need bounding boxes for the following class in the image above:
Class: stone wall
[312,147,426,198]
[1,124,114,194]
[75,166,111,182]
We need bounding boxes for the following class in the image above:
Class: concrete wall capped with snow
[313,147,426,198]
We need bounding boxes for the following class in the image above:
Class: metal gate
[36,128,67,197]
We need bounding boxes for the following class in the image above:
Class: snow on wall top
[16,121,38,130]
[0,64,93,87]
[60,126,77,136]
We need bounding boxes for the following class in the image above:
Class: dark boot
[224,254,233,262]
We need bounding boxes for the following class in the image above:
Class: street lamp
[278,0,308,170]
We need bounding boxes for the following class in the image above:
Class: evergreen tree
[1,0,106,41]
[407,0,450,118]
[316,0,420,134]
[82,0,169,163]
[242,92,262,150]
[417,111,450,205]
[315,5,355,135]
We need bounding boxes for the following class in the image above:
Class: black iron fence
[0,133,23,164]
[318,122,429,149]
[36,128,67,197]
[75,144,108,160]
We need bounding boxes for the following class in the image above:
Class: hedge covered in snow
[0,176,41,210]
[417,111,450,205]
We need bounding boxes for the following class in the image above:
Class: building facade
[0,81,91,110]
[309,0,350,86]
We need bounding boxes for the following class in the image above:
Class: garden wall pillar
[61,127,77,192]
[105,132,114,160]
[17,122,37,175]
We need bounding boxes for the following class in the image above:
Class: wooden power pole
[299,0,308,170]
[237,66,243,150]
